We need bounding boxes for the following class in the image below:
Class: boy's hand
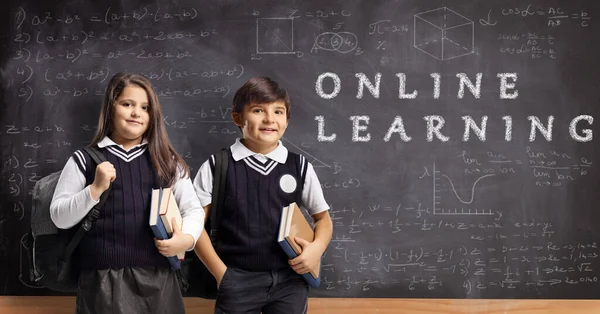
[155,218,194,257]
[216,266,227,288]
[288,237,322,275]
[90,161,116,200]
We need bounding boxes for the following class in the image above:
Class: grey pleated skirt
[75,267,185,314]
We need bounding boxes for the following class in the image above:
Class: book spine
[150,217,169,240]
[167,256,181,270]
[150,225,166,240]
[279,239,320,287]
[150,211,181,270]
[301,272,320,288]
[278,239,298,259]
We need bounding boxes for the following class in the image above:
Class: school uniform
[50,137,204,314]
[193,138,329,314]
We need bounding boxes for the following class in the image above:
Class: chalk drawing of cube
[256,18,295,54]
[414,7,474,60]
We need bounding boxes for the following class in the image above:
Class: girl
[50,72,204,314]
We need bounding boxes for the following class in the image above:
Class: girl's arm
[49,156,99,229]
[171,166,205,250]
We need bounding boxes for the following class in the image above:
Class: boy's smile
[233,101,288,154]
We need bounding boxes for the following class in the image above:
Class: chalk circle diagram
[312,32,358,54]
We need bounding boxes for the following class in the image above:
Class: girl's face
[111,85,150,150]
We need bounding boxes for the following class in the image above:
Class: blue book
[149,188,181,270]
[277,203,321,288]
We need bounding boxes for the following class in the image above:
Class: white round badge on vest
[279,174,297,194]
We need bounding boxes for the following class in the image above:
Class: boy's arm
[289,161,333,274]
[303,161,332,251]
[311,210,333,252]
[288,211,332,275]
[194,204,227,287]
[192,159,227,286]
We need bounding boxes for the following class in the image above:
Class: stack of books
[278,202,321,287]
[149,187,184,270]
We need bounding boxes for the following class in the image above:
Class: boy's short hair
[232,77,291,119]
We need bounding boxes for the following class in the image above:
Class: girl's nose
[131,106,140,117]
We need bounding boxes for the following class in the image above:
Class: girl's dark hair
[91,72,189,187]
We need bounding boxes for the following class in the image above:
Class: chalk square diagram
[414,7,474,60]
[256,17,295,54]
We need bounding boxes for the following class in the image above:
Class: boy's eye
[275,110,284,114]
[253,108,263,113]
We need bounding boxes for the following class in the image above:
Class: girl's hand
[90,161,116,200]
[155,218,194,257]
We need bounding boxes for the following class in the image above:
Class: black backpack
[30,147,111,292]
[181,148,229,299]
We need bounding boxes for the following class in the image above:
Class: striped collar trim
[97,136,148,162]
[243,156,278,175]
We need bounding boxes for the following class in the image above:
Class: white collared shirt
[193,138,330,216]
[49,136,204,249]
[97,136,148,150]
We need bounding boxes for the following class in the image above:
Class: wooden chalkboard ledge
[1,297,600,313]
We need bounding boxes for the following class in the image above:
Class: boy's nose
[263,112,273,122]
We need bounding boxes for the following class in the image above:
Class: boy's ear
[232,111,243,127]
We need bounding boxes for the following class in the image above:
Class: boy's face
[233,101,288,154]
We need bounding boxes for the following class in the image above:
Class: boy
[193,76,332,313]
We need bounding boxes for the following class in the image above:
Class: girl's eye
[142,106,149,111]
[123,102,131,107]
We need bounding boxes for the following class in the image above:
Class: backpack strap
[295,154,308,207]
[209,148,229,248]
[61,147,112,262]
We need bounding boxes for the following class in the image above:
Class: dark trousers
[215,267,309,314]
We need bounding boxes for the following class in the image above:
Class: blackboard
[1,0,600,299]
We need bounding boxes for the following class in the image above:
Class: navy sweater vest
[73,145,169,270]
[211,150,307,271]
